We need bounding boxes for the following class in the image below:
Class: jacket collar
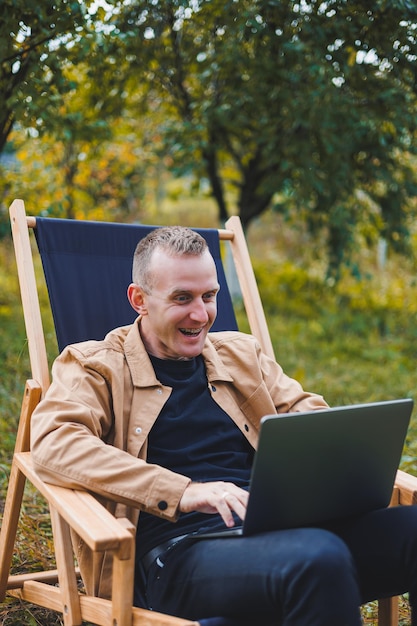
[124,317,234,387]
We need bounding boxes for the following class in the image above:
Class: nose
[189,298,210,323]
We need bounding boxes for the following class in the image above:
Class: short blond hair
[132,226,208,292]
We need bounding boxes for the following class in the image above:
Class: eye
[174,294,191,303]
[203,291,217,302]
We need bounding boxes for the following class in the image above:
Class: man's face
[130,248,219,360]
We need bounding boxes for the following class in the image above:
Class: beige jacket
[31,319,328,597]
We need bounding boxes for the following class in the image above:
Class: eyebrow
[169,285,220,297]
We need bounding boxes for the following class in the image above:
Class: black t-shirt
[136,354,254,558]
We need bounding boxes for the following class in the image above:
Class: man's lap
[141,526,356,621]
[137,505,417,623]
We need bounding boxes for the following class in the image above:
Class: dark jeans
[136,505,417,625]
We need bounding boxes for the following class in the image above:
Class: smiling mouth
[179,328,203,336]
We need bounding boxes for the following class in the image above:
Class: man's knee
[282,528,357,587]
[305,529,354,571]
[280,529,362,624]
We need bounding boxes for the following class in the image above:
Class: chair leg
[0,380,42,600]
[49,506,82,626]
[0,459,27,600]
[111,518,136,626]
[378,596,399,626]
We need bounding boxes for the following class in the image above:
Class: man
[31,226,417,625]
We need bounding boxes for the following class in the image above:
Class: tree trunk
[203,145,229,225]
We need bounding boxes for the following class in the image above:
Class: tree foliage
[94,0,417,274]
[10,107,154,222]
[2,1,417,275]
[0,0,93,153]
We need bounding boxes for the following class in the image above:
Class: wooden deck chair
[0,198,273,626]
[0,198,415,626]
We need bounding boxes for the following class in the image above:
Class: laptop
[198,399,413,538]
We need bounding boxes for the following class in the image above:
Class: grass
[1,209,417,624]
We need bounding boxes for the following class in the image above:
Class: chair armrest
[15,451,134,558]
[395,469,417,506]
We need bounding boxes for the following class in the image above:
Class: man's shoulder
[62,325,132,360]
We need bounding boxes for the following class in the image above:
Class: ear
[127,283,148,316]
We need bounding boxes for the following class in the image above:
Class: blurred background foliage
[2,0,417,277]
[2,1,417,623]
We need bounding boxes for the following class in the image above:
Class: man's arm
[31,347,191,521]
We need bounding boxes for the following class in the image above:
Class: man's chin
[176,338,206,359]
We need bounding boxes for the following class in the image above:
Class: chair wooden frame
[1,198,416,626]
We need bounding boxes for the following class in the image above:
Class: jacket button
[158,501,168,511]
[135,427,142,434]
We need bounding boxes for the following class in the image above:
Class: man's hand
[179,481,249,528]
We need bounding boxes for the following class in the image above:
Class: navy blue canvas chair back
[35,217,238,352]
